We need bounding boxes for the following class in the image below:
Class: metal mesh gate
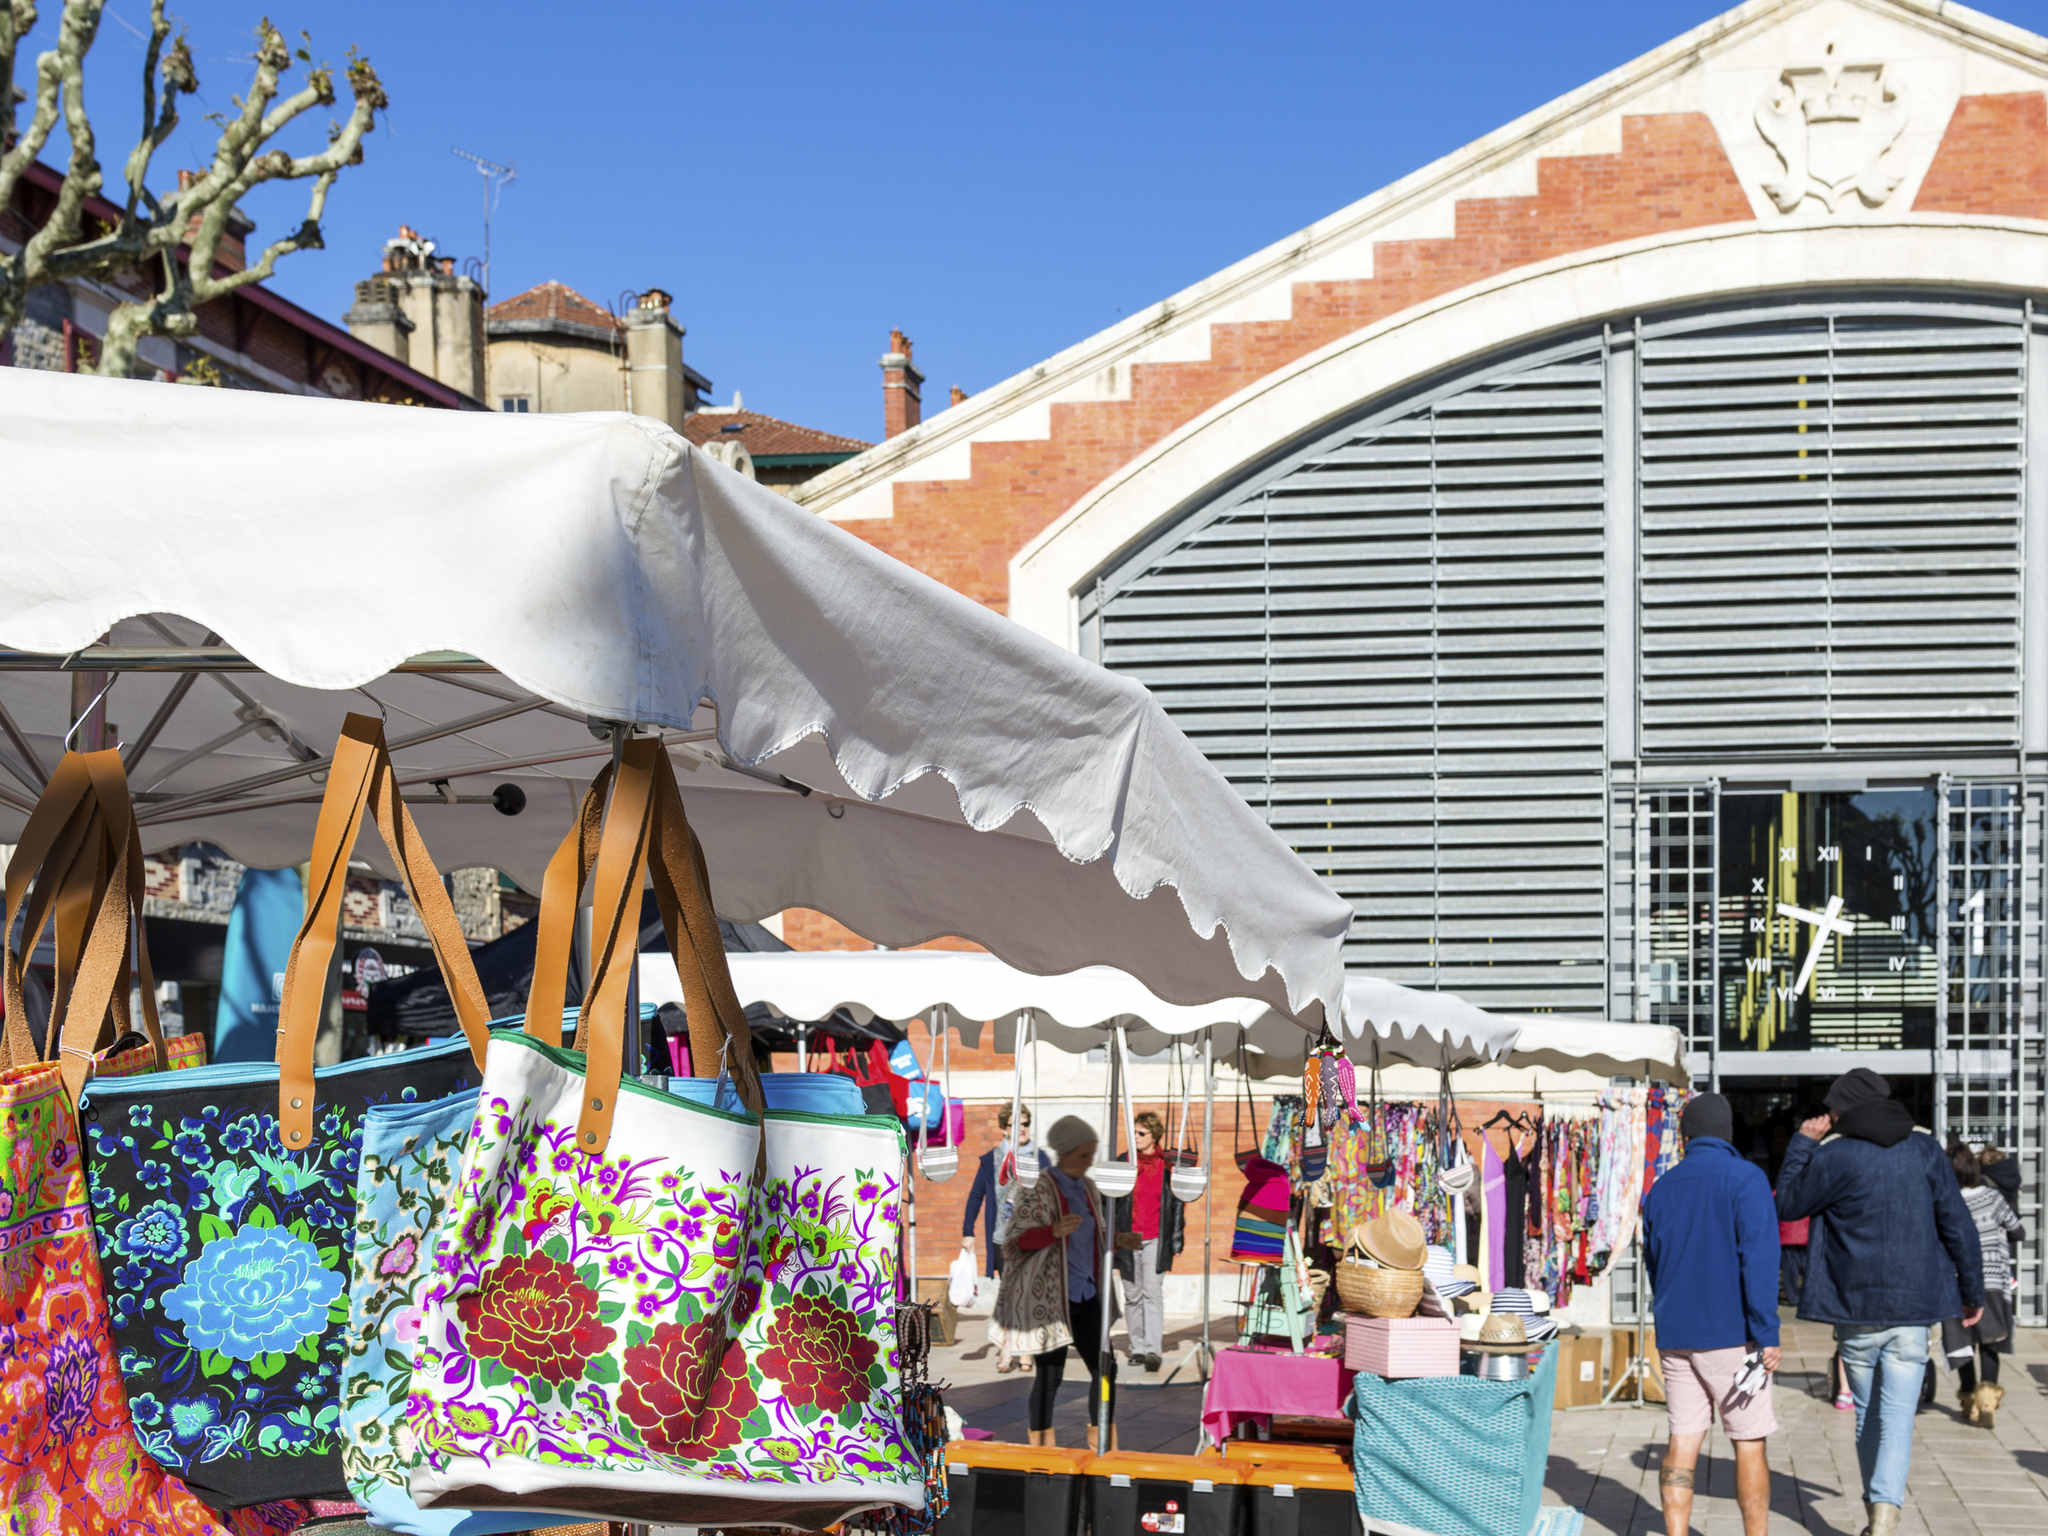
[1940,779,2043,1323]
[1610,782,1719,1323]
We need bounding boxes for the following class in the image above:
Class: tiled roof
[682,407,871,459]
[485,280,619,332]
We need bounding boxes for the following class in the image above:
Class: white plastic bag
[949,1243,980,1309]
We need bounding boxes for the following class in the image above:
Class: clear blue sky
[55,0,2048,439]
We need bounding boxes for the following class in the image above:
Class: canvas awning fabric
[0,369,1352,1025]
[640,949,1527,1070]
[1485,1014,1689,1085]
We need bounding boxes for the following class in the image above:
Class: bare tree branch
[122,0,188,223]
[1,8,383,376]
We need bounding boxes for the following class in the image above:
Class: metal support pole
[1164,1028,1215,1387]
[1201,1029,1214,1367]
[610,727,650,1536]
[1099,1025,1121,1450]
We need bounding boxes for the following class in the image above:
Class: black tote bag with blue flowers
[79,715,494,1509]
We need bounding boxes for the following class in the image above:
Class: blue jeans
[1836,1325,1929,1508]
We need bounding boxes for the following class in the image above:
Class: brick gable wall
[1915,92,2048,218]
[843,113,1754,612]
[837,96,2048,617]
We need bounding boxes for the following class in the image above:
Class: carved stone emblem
[1755,43,1908,213]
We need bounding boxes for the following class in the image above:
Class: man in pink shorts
[1640,1093,1782,1535]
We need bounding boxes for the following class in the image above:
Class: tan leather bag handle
[75,750,169,1073]
[2,750,166,1094]
[274,714,491,1150]
[647,758,765,1110]
[570,737,763,1155]
[3,755,99,1065]
[520,763,614,1040]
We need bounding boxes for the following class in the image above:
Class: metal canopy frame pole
[1163,1026,1215,1388]
[1098,1025,1122,1451]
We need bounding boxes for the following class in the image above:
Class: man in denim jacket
[1777,1068,1983,1536]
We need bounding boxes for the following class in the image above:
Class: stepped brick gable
[843,114,1753,612]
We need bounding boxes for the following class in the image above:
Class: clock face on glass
[1718,789,1938,1054]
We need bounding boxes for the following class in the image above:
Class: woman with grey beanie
[994,1114,1142,1448]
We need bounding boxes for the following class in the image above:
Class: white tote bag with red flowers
[407,740,919,1527]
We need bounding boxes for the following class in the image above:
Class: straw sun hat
[1356,1209,1426,1272]
[1459,1313,1532,1354]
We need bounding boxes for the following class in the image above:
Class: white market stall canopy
[0,370,1353,1025]
[642,949,1530,1071]
[650,949,1686,1084]
[642,947,1285,1059]
[1486,1014,1688,1085]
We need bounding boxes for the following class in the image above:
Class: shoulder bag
[80,714,493,1507]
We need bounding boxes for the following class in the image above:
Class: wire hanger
[64,677,124,754]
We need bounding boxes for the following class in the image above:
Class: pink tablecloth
[1199,1344,1356,1445]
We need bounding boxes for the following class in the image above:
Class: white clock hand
[1774,894,1853,998]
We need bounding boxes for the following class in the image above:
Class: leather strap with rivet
[273,714,491,1152]
[570,737,764,1157]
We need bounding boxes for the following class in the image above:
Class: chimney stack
[345,224,485,398]
[881,328,923,438]
[950,385,968,407]
[624,288,688,429]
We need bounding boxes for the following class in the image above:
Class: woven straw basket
[1335,1258,1424,1319]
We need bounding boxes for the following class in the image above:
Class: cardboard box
[1607,1327,1666,1404]
[1556,1333,1606,1408]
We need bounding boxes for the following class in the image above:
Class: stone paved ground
[931,1303,2048,1534]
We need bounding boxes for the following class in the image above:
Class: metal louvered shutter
[1087,334,1610,1011]
[1638,299,2026,755]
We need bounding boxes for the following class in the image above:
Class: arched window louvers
[1083,294,2033,1012]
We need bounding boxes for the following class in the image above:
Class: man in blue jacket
[1777,1068,1983,1536]
[1641,1093,1782,1536]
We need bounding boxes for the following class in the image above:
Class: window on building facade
[499,396,531,412]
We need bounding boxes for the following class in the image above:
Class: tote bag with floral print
[336,767,620,1536]
[79,716,495,1509]
[408,738,918,1527]
[1,750,312,1535]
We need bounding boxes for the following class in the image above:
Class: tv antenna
[450,148,516,297]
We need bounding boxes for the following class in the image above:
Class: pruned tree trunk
[1,1,384,377]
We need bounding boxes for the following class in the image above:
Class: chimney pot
[639,288,673,312]
[950,385,967,407]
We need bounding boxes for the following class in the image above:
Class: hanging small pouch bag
[914,1019,958,1183]
[410,738,920,1527]
[1228,1053,1290,1265]
[80,714,495,1509]
[1166,1036,1209,1203]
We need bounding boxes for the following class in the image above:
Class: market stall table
[1198,1342,1355,1447]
